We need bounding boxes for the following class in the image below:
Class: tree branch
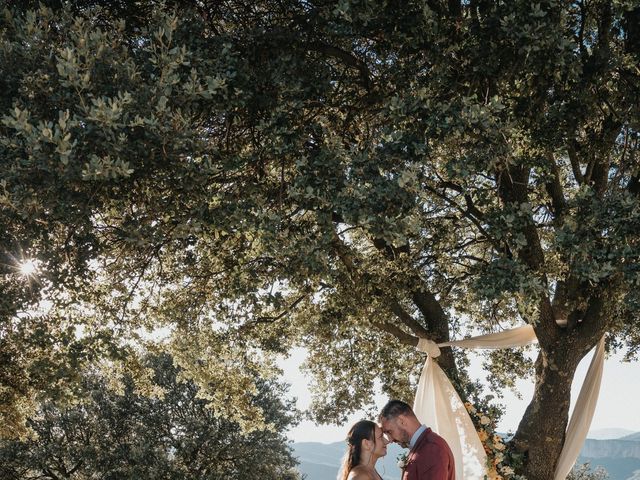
[591,116,621,195]
[307,41,371,90]
[387,300,431,338]
[411,290,452,343]
[370,320,419,346]
[43,468,60,480]
[424,183,505,254]
[496,165,546,271]
[332,229,430,338]
[441,181,487,220]
[629,174,640,196]
[67,461,84,476]
[497,165,559,344]
[567,142,585,185]
[573,291,608,353]
[544,152,568,221]
[255,292,310,323]
[367,232,458,375]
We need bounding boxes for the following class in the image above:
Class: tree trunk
[512,346,581,480]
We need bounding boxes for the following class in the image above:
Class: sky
[280,345,640,444]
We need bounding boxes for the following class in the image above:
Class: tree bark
[411,290,459,382]
[512,296,607,480]
[512,347,580,480]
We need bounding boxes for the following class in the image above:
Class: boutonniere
[397,452,409,469]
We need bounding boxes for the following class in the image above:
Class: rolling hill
[293,431,640,480]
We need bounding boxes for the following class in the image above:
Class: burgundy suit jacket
[402,428,455,480]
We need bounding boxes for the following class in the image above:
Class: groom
[379,400,455,480]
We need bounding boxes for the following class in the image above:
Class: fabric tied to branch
[417,338,442,357]
[413,326,605,480]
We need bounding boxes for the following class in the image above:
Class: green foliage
[567,463,609,480]
[0,353,301,480]
[1,3,639,477]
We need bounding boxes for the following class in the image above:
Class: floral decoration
[397,452,409,470]
[464,402,527,480]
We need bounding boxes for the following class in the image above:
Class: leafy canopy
[1,0,639,449]
[0,353,301,480]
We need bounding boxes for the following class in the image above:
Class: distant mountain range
[579,432,640,480]
[293,441,405,480]
[293,431,640,480]
[589,429,638,440]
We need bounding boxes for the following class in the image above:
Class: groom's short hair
[378,400,414,421]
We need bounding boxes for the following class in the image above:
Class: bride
[338,420,389,480]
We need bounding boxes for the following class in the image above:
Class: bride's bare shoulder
[347,465,375,480]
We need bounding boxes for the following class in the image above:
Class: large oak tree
[1,1,639,478]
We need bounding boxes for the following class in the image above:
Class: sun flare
[19,259,38,276]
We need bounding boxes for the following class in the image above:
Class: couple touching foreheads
[338,400,455,480]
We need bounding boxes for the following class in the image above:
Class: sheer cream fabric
[413,355,487,480]
[554,336,605,480]
[413,327,605,480]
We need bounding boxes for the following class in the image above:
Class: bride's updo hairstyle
[337,420,377,480]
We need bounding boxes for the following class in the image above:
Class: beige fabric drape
[553,336,606,480]
[413,355,487,480]
[413,327,605,480]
